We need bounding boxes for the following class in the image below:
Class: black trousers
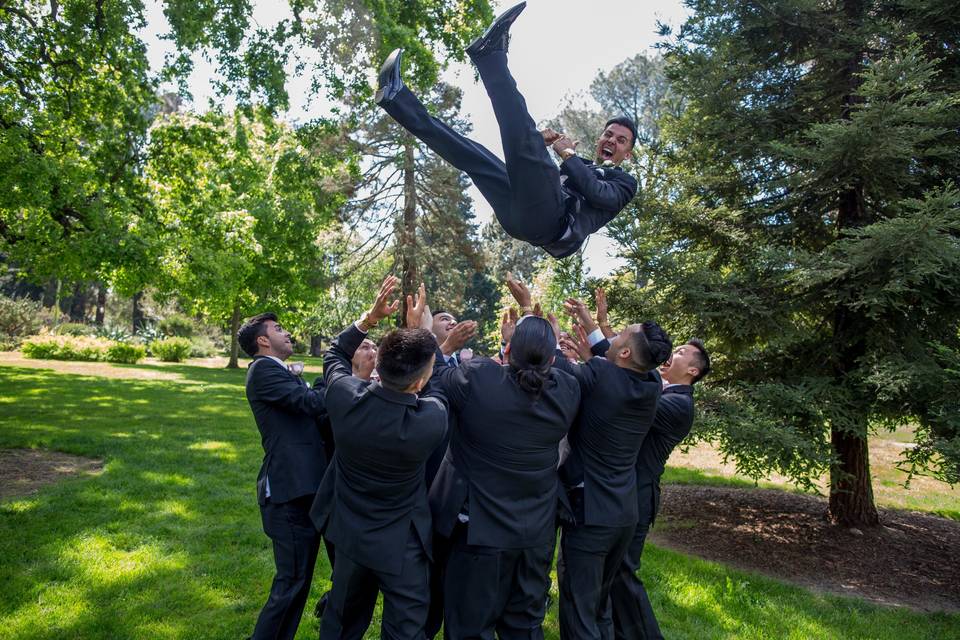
[608,522,663,640]
[425,530,452,639]
[558,521,635,640]
[443,523,555,640]
[379,51,568,248]
[251,494,322,640]
[320,526,431,640]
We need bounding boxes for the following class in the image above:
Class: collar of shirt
[663,381,680,390]
[265,355,287,369]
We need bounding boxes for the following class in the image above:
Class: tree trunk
[227,301,242,369]
[399,140,418,325]
[824,0,879,528]
[310,335,324,357]
[132,291,145,334]
[42,278,58,307]
[95,283,107,327]
[829,425,879,526]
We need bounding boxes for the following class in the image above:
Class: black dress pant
[379,51,568,248]
[252,494,322,640]
[608,522,663,640]
[558,521,635,640]
[320,526,431,640]
[443,523,555,640]
[425,530,452,639]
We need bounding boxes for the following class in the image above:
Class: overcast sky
[140,0,690,276]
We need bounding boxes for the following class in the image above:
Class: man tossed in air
[375,1,638,259]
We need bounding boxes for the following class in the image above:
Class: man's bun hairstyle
[237,312,277,358]
[376,328,437,391]
[605,116,639,148]
[508,316,555,398]
[629,320,673,371]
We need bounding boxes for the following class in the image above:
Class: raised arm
[325,275,400,389]
[560,156,638,212]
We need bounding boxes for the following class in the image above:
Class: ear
[618,346,632,361]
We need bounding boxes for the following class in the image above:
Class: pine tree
[636,0,960,526]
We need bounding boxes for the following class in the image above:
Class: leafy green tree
[0,0,158,289]
[146,107,355,366]
[303,0,492,312]
[634,0,960,526]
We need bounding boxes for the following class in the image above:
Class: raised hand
[442,320,478,355]
[595,287,613,338]
[540,128,562,146]
[501,307,518,344]
[547,313,562,344]
[405,282,428,329]
[563,297,599,333]
[505,273,533,313]
[365,275,401,327]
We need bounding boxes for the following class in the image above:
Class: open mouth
[600,146,615,160]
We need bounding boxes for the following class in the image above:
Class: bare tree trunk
[310,335,324,357]
[68,282,88,322]
[227,301,242,369]
[132,291,145,334]
[95,283,107,327]
[400,139,418,325]
[828,1,879,527]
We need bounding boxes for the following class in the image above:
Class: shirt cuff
[353,320,368,334]
[587,328,605,346]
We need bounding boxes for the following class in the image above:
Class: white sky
[140,0,689,276]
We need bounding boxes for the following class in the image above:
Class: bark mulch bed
[0,448,104,501]
[650,484,960,613]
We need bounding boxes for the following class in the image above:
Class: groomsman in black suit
[510,285,670,639]
[239,313,329,640]
[415,290,580,639]
[310,276,448,640]
[608,340,710,640]
[375,1,638,259]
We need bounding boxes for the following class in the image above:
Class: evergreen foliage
[609,0,960,525]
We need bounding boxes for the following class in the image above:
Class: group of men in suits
[237,4,715,637]
[239,271,711,640]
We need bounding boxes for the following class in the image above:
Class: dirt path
[651,484,960,612]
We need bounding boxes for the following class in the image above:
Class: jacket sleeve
[651,393,695,439]
[250,359,326,416]
[590,337,610,358]
[560,158,638,212]
[552,350,602,396]
[430,345,471,412]
[323,323,367,391]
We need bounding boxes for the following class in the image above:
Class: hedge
[21,334,146,364]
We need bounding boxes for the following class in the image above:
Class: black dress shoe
[374,48,405,105]
[314,590,330,618]
[465,1,526,59]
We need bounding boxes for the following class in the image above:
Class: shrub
[188,335,219,358]
[54,322,95,337]
[105,342,146,364]
[151,337,193,362]
[96,325,133,342]
[0,295,43,344]
[158,313,196,338]
[21,333,113,361]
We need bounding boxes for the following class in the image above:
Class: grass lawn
[1,355,958,639]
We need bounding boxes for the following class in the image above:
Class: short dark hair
[629,320,672,371]
[376,328,438,391]
[237,312,277,358]
[604,116,638,148]
[686,338,711,384]
[432,309,457,319]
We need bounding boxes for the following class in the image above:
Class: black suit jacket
[311,376,336,465]
[554,354,662,527]
[637,385,695,526]
[428,351,580,548]
[310,323,448,576]
[245,356,328,505]
[543,157,638,259]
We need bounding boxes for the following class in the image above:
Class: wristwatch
[357,311,372,332]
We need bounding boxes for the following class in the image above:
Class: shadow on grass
[1,365,957,639]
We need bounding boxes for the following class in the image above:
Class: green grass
[1,360,958,639]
